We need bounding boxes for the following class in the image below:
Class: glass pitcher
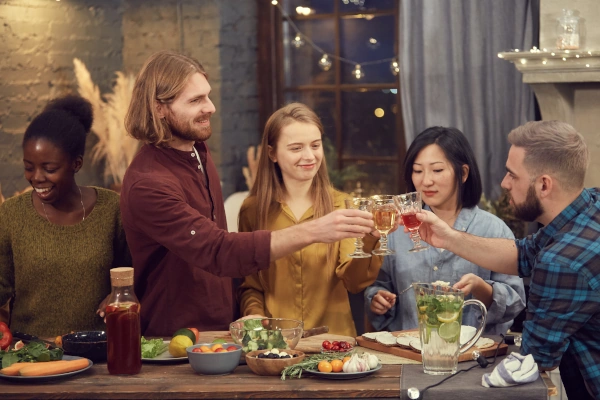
[413,283,487,375]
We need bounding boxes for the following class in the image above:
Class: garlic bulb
[343,354,360,373]
[364,353,379,369]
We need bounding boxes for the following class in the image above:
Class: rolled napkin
[482,352,539,388]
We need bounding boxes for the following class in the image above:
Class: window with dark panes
[258,0,405,195]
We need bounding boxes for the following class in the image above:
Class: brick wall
[0,0,123,198]
[0,0,258,199]
[122,0,259,197]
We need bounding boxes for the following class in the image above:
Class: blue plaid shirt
[517,188,600,398]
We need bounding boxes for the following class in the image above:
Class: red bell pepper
[0,322,12,350]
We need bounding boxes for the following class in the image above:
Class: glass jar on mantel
[556,9,581,50]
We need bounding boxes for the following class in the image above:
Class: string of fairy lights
[270,0,399,79]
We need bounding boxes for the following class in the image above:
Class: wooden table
[0,361,402,399]
[0,360,557,399]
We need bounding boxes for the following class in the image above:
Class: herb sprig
[281,353,344,380]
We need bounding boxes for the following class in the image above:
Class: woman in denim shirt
[365,127,526,334]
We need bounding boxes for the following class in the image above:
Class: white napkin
[482,352,539,388]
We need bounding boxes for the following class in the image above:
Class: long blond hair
[250,103,335,231]
[125,51,208,147]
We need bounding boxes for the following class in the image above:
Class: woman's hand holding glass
[345,197,374,258]
[394,191,428,253]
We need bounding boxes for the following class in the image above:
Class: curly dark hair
[23,95,93,160]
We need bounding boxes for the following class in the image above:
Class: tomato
[317,360,333,373]
[214,348,227,352]
[330,359,343,372]
[226,346,238,351]
[192,348,203,353]
[0,322,12,351]
[332,341,340,347]
[331,345,340,351]
[186,327,200,343]
[342,356,352,364]
[339,342,347,349]
[322,340,332,350]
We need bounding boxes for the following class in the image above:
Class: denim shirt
[365,206,526,335]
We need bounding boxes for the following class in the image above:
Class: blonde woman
[238,103,384,337]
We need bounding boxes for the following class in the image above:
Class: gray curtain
[399,0,538,198]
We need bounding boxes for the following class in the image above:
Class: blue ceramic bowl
[186,343,242,375]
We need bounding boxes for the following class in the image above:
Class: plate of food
[303,363,382,380]
[0,355,93,382]
[141,339,188,363]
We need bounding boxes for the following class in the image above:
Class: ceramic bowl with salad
[229,318,303,353]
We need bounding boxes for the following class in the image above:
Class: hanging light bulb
[390,58,400,76]
[291,33,305,48]
[271,0,278,4]
[353,64,364,79]
[318,54,332,71]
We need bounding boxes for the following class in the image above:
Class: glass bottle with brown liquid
[106,267,142,375]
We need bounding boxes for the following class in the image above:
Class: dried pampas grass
[73,58,139,185]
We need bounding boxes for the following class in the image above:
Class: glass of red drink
[395,192,428,253]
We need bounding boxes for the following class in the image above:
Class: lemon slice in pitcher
[439,321,461,342]
[436,311,459,323]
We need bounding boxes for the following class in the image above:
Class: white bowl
[460,325,477,345]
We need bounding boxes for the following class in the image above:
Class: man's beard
[512,183,544,222]
[166,112,212,143]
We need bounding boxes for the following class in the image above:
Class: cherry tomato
[322,340,332,350]
[339,342,348,349]
[331,359,343,372]
[332,341,340,347]
[226,346,238,351]
[331,345,340,351]
[318,360,333,373]
[192,348,203,353]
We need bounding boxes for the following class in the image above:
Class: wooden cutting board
[355,330,507,363]
[296,333,356,354]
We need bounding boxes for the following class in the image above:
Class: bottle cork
[110,267,134,287]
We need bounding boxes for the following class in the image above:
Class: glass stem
[380,233,388,250]
[355,237,365,251]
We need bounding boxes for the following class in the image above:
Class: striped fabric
[517,188,600,399]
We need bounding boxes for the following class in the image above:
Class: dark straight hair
[403,126,482,211]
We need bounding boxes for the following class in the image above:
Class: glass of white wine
[344,197,374,258]
[370,195,397,256]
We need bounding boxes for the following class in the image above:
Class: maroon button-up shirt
[120,142,271,336]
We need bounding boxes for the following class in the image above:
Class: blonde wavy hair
[125,51,207,147]
[508,120,588,191]
[250,103,335,231]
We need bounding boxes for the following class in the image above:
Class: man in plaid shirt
[414,121,599,399]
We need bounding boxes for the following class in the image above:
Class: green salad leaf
[0,341,64,369]
[243,319,264,331]
[141,337,169,359]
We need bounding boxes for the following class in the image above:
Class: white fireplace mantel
[499,49,600,188]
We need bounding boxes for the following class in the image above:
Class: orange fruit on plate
[317,360,333,373]
[331,359,343,372]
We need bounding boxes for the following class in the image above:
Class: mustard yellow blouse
[238,190,382,337]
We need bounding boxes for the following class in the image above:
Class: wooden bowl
[245,349,305,376]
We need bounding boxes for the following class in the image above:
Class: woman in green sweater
[0,95,130,337]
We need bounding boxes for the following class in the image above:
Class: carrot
[19,359,88,376]
[0,362,35,376]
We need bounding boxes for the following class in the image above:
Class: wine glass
[370,195,397,256]
[344,197,374,258]
[394,191,428,253]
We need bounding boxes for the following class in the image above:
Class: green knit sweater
[0,187,131,337]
